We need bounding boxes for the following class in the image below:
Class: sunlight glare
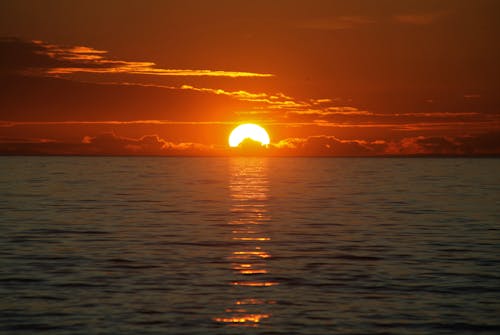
[229,124,270,147]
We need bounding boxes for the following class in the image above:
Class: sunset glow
[1,1,499,157]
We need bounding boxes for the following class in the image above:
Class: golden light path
[228,124,270,147]
[213,158,276,328]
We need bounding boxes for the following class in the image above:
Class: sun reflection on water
[213,158,276,327]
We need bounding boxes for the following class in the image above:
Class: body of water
[1,157,499,334]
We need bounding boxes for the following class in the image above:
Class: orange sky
[1,0,499,156]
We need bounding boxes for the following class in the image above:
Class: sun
[229,124,270,147]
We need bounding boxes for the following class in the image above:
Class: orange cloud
[179,85,306,108]
[286,107,373,117]
[299,16,374,30]
[31,40,273,78]
[394,11,447,25]
[73,80,310,113]
[0,120,237,127]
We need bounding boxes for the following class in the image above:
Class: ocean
[1,157,499,334]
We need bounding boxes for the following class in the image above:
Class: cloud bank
[2,132,499,156]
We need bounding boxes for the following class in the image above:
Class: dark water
[1,157,499,334]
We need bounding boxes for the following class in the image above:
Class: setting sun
[229,124,270,147]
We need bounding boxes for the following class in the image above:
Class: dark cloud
[386,136,459,155]
[301,136,377,156]
[1,131,499,156]
[0,38,108,75]
[386,131,500,155]
[81,132,216,156]
[0,132,216,156]
[454,131,500,155]
[0,137,86,155]
[81,133,168,155]
[271,136,386,156]
[0,38,58,74]
[270,132,500,157]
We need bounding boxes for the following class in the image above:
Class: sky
[1,0,499,156]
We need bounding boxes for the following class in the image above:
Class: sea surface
[1,157,499,334]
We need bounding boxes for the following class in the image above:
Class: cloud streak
[298,16,374,30]
[71,80,310,113]
[0,120,237,127]
[23,39,273,78]
[393,11,447,25]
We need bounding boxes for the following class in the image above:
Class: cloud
[0,38,72,74]
[0,137,56,144]
[286,107,373,117]
[0,120,236,127]
[82,132,217,155]
[278,109,498,133]
[3,114,498,138]
[394,11,447,25]
[270,132,500,156]
[77,81,310,112]
[385,131,500,155]
[0,132,217,156]
[386,136,459,155]
[458,131,500,154]
[35,40,273,77]
[299,16,374,30]
[2,131,500,156]
[270,136,386,156]
[82,133,169,154]
[1,38,272,78]
[178,85,306,108]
